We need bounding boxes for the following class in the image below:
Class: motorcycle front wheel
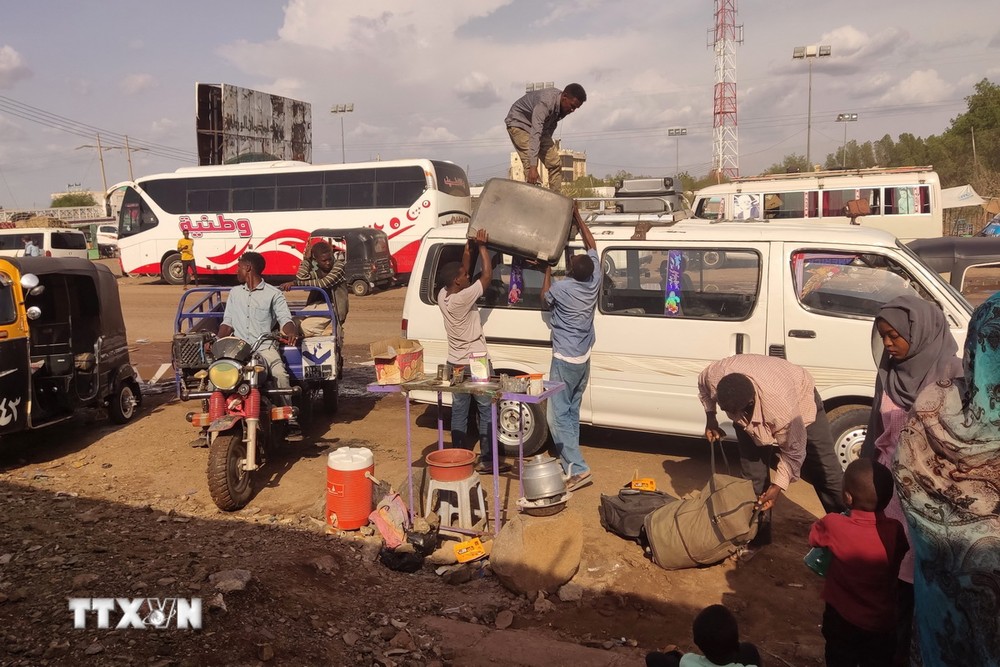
[207,429,254,511]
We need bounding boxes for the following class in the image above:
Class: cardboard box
[370,337,424,385]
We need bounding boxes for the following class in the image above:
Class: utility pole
[76,133,110,195]
[103,135,147,181]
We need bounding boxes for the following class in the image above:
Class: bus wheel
[350,280,371,297]
[161,253,185,285]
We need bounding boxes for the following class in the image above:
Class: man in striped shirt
[698,354,846,544]
[282,240,347,339]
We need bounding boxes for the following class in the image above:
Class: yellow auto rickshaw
[0,257,141,435]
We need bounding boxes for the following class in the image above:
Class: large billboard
[196,83,312,166]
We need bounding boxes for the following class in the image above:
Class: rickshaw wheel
[322,380,339,413]
[350,279,370,297]
[207,430,254,511]
[109,381,139,424]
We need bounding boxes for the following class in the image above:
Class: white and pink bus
[110,158,471,284]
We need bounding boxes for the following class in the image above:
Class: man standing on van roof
[438,228,511,474]
[540,205,600,491]
[698,354,845,545]
[505,83,586,193]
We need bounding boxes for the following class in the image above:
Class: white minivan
[0,227,89,258]
[401,216,972,467]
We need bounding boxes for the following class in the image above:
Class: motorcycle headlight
[208,360,241,391]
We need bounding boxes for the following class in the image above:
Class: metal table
[367,377,565,533]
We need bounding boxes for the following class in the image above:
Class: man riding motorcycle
[217,251,301,436]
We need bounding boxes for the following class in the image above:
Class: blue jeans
[547,357,590,476]
[448,363,495,463]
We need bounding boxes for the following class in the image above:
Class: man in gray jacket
[504,83,586,192]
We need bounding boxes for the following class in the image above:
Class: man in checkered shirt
[698,354,845,545]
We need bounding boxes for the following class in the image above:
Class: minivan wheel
[350,279,371,297]
[496,399,549,457]
[161,253,185,285]
[827,405,870,471]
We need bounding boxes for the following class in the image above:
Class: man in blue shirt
[218,252,299,418]
[22,235,41,257]
[504,83,586,192]
[540,206,600,491]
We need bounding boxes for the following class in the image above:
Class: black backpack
[598,488,676,542]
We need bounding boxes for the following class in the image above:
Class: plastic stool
[424,474,488,533]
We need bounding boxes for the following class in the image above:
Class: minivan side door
[589,242,770,437]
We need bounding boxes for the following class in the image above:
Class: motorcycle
[171,286,341,511]
[183,333,298,510]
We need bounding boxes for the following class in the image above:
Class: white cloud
[67,77,92,97]
[0,45,31,88]
[415,126,460,143]
[531,0,602,29]
[150,117,177,137]
[454,72,501,108]
[876,69,953,106]
[277,0,510,51]
[121,74,154,95]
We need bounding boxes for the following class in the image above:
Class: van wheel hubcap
[497,400,534,448]
[836,428,866,469]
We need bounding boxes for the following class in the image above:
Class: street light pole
[330,104,354,163]
[668,128,687,175]
[836,113,858,169]
[793,45,831,169]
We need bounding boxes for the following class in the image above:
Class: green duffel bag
[644,442,759,569]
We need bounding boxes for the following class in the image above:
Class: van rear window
[51,232,87,250]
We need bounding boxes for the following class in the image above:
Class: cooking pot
[521,455,566,500]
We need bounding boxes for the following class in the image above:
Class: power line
[0,95,196,163]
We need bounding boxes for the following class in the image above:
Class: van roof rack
[574,196,692,226]
[731,165,934,183]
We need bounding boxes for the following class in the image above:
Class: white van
[401,215,972,468]
[0,227,89,259]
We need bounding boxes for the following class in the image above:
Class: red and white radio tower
[710,0,743,180]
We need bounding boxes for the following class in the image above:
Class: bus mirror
[26,306,41,320]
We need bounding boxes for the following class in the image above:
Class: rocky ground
[0,271,835,666]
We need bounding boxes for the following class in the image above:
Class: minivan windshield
[897,240,973,315]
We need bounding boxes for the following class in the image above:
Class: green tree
[944,78,1000,175]
[51,192,97,207]
[762,154,809,175]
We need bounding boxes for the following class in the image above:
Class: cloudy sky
[1,0,998,208]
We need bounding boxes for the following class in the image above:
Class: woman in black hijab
[861,293,961,666]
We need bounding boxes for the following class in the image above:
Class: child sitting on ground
[808,458,908,667]
[646,604,762,667]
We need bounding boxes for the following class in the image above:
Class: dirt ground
[0,266,837,666]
